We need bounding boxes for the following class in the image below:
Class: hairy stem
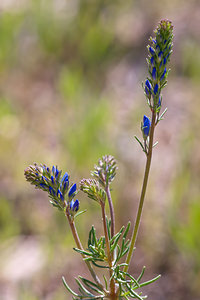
[124,110,156,273]
[101,203,116,299]
[105,185,115,238]
[65,211,103,290]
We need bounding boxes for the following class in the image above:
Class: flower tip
[143,115,151,137]
[68,183,77,197]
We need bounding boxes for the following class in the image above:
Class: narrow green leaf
[79,276,104,293]
[134,136,145,152]
[158,107,168,121]
[110,228,123,244]
[139,274,161,287]
[110,233,123,252]
[75,278,93,296]
[92,261,108,269]
[73,248,93,256]
[137,266,146,282]
[103,275,108,290]
[123,222,131,239]
[62,276,78,297]
[126,284,143,300]
[74,209,87,218]
[121,247,129,258]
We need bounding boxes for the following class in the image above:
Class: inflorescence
[24,163,79,215]
[140,19,173,151]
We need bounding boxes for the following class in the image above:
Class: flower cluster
[91,155,117,187]
[24,163,79,214]
[80,178,106,204]
[141,19,173,139]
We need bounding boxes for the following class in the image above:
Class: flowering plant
[25,20,173,300]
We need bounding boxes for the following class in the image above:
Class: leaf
[74,209,87,218]
[123,222,131,239]
[73,247,93,256]
[62,276,78,297]
[158,107,168,121]
[79,276,104,294]
[137,266,146,283]
[139,274,161,287]
[134,136,145,152]
[75,278,93,296]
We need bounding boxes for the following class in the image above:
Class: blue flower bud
[143,115,151,137]
[145,79,151,90]
[152,67,156,80]
[157,96,161,109]
[154,84,159,95]
[145,79,152,97]
[49,186,55,196]
[52,165,56,174]
[55,168,59,178]
[42,176,47,182]
[40,183,47,189]
[150,56,154,65]
[51,175,54,184]
[158,51,163,58]
[149,46,155,56]
[160,67,167,81]
[156,44,160,51]
[61,172,69,184]
[70,199,79,212]
[57,189,64,201]
[68,183,77,197]
[163,57,167,65]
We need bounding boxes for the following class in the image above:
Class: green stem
[101,203,116,299]
[124,111,156,273]
[105,185,115,238]
[65,211,103,290]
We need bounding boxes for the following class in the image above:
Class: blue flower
[158,51,163,58]
[40,183,47,189]
[57,189,64,201]
[160,67,167,81]
[51,175,54,184]
[70,199,79,212]
[61,172,69,193]
[61,172,69,183]
[150,56,154,65]
[157,97,161,110]
[68,183,77,197]
[143,115,151,137]
[145,79,152,97]
[152,67,156,80]
[49,186,55,196]
[55,168,59,178]
[149,46,155,56]
[154,84,159,95]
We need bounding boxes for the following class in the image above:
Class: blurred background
[0,0,200,299]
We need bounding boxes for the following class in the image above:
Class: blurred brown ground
[0,0,200,299]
